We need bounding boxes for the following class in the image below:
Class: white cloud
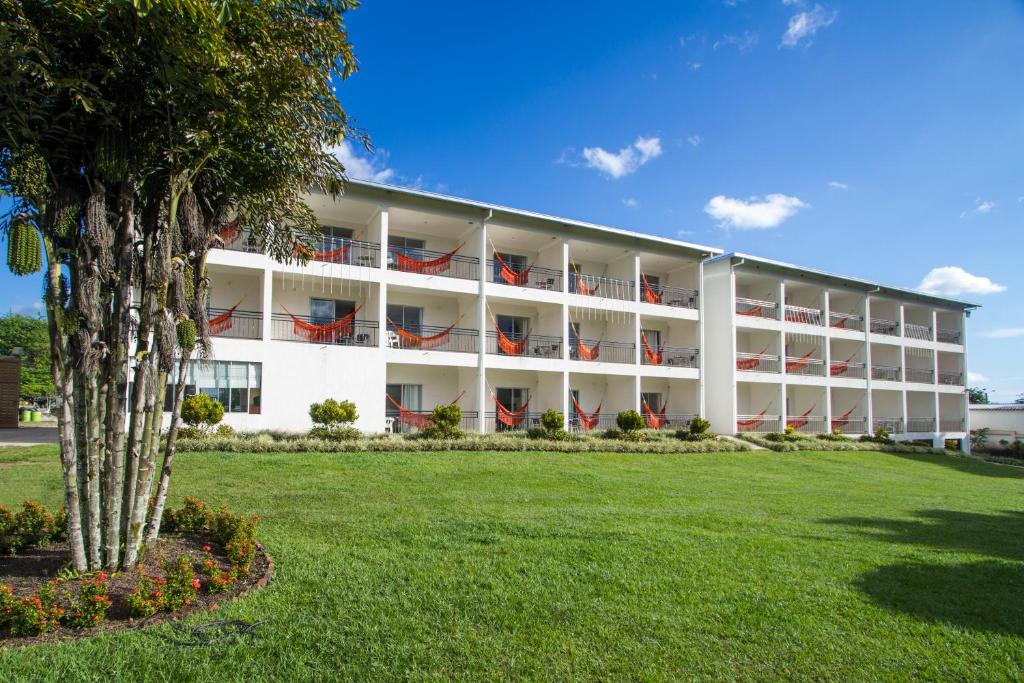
[622,198,639,207]
[980,327,1024,339]
[687,134,703,147]
[714,31,759,52]
[967,371,988,383]
[827,180,849,189]
[781,4,838,47]
[960,199,995,218]
[704,193,807,229]
[329,141,395,183]
[782,0,805,5]
[581,136,663,179]
[917,266,1006,296]
[687,61,703,71]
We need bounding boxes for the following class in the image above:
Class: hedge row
[736,433,950,454]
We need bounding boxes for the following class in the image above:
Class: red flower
[191,579,201,590]
[202,545,211,552]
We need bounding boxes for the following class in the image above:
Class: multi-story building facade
[196,180,975,449]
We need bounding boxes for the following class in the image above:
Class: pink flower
[191,579,201,589]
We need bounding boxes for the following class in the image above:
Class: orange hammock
[831,315,849,329]
[576,337,600,361]
[570,394,603,431]
[830,353,857,377]
[736,345,770,371]
[641,332,662,365]
[640,273,662,304]
[831,406,857,431]
[495,324,530,356]
[386,391,465,429]
[392,243,464,275]
[642,398,668,430]
[387,315,464,350]
[785,350,815,373]
[209,300,243,335]
[737,409,769,431]
[216,220,241,246]
[295,241,351,264]
[574,270,599,296]
[282,304,362,343]
[738,303,763,317]
[786,405,816,430]
[494,252,532,286]
[495,397,531,427]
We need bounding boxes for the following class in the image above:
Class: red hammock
[392,243,464,275]
[282,304,362,343]
[570,394,603,431]
[786,405,816,430]
[495,397,531,427]
[494,252,532,286]
[641,332,663,365]
[642,398,668,429]
[737,409,769,431]
[830,353,857,376]
[786,350,815,373]
[576,337,600,361]
[831,406,857,431]
[831,315,848,329]
[209,300,243,335]
[386,391,466,430]
[387,316,463,350]
[738,303,763,317]
[641,273,662,304]
[736,346,769,371]
[495,324,530,356]
[216,220,241,246]
[574,271,599,296]
[295,242,352,264]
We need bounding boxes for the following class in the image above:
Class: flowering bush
[124,571,166,618]
[161,556,199,611]
[161,496,210,534]
[208,507,259,575]
[8,581,62,636]
[199,546,233,593]
[0,500,67,554]
[64,572,112,628]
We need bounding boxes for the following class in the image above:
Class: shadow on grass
[884,450,1024,479]
[855,560,1024,636]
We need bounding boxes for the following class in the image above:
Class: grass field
[2,446,1024,681]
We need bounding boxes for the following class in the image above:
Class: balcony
[485,332,563,359]
[871,365,902,382]
[271,314,378,346]
[833,415,867,433]
[937,328,962,344]
[569,339,635,364]
[646,413,697,430]
[641,282,699,309]
[485,411,544,432]
[214,225,259,253]
[904,323,933,341]
[737,414,783,433]
[387,246,479,281]
[940,418,965,431]
[830,360,866,379]
[570,272,634,301]
[784,305,824,326]
[905,367,935,384]
[870,318,900,336]
[873,417,904,434]
[736,352,781,373]
[486,261,562,291]
[209,308,262,340]
[387,410,479,434]
[785,355,825,377]
[788,415,827,433]
[736,298,777,320]
[906,417,935,432]
[384,325,478,354]
[829,312,864,331]
[938,371,963,386]
[568,413,619,432]
[641,345,699,368]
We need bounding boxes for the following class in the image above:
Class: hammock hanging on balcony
[785,350,815,372]
[831,406,857,431]
[738,303,763,317]
[494,396,531,427]
[737,409,769,431]
[576,337,601,361]
[830,314,855,328]
[786,404,816,430]
[736,345,770,371]
[830,353,857,376]
[640,273,662,304]
[386,391,466,429]
[216,220,241,246]
[642,398,668,429]
[294,241,352,264]
[387,315,464,350]
[570,394,603,431]
[641,331,663,365]
[208,299,244,335]
[493,251,533,286]
[281,304,362,343]
[572,265,599,296]
[489,312,531,355]
[785,306,814,324]
[391,243,464,275]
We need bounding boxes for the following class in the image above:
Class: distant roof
[706,252,979,310]
[341,180,723,259]
[970,404,1024,411]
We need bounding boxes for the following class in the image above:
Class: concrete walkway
[0,426,59,447]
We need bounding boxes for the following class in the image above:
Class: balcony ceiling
[389,207,475,240]
[304,192,380,226]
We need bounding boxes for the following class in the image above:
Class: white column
[864,295,874,432]
[961,309,971,452]
[260,267,273,342]
[477,220,488,433]
[376,207,389,348]
[561,370,570,425]
[823,288,832,429]
[697,259,707,418]
[561,241,570,362]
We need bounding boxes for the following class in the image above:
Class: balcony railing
[569,339,635,364]
[873,417,904,434]
[905,367,935,384]
[829,312,864,331]
[486,261,563,291]
[569,272,635,301]
[643,283,699,309]
[737,414,783,433]
[830,360,866,379]
[641,345,699,368]
[484,411,544,432]
[384,325,478,354]
[904,323,933,341]
[871,364,902,382]
[209,308,262,340]
[938,371,964,386]
[736,298,777,320]
[568,413,620,432]
[271,314,378,346]
[387,246,479,281]
[833,416,867,434]
[305,237,381,268]
[215,227,260,253]
[784,305,824,326]
[736,352,780,373]
[940,418,965,432]
[647,413,697,430]
[785,356,825,376]
[789,415,828,433]
[937,328,962,344]
[870,318,900,336]
[485,333,563,359]
[906,417,936,433]
[386,410,479,434]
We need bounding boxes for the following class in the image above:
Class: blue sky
[2,0,1022,400]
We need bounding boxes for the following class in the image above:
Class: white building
[194,181,975,448]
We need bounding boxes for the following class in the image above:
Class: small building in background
[969,404,1024,449]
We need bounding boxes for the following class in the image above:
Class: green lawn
[2,446,1024,681]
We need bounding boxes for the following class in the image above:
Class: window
[321,225,353,240]
[160,361,262,414]
[641,329,661,348]
[496,387,529,411]
[496,315,529,340]
[493,252,528,281]
[310,298,356,324]
[569,389,580,419]
[641,392,663,413]
[385,384,422,414]
[643,274,660,288]
[386,305,423,334]
[388,236,426,258]
[568,322,580,346]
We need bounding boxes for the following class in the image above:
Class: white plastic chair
[384,417,396,433]
[385,330,400,348]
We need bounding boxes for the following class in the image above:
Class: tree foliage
[181,394,224,431]
[0,0,360,571]
[968,387,990,405]
[0,314,53,399]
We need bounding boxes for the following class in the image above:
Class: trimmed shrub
[182,394,224,433]
[419,404,464,439]
[817,428,852,442]
[64,571,112,628]
[541,410,564,433]
[309,398,359,439]
[160,556,199,612]
[124,571,164,618]
[309,426,361,441]
[616,410,643,433]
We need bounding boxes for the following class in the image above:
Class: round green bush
[616,410,643,433]
[181,393,224,431]
[541,409,564,432]
[309,398,358,428]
